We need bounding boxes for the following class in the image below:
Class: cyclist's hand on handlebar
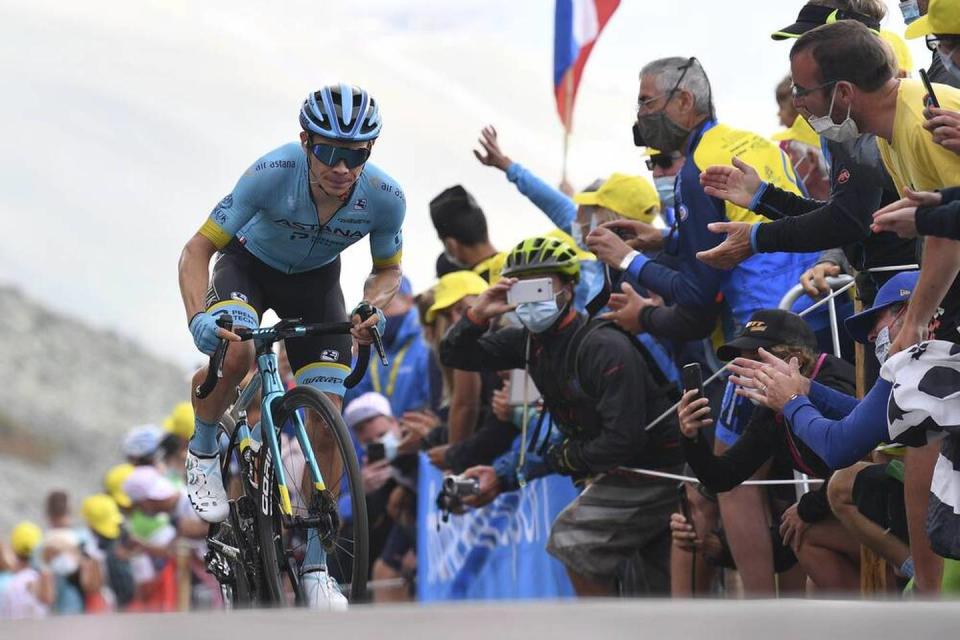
[350,303,385,346]
[189,312,241,355]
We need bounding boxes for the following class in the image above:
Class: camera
[442,475,480,498]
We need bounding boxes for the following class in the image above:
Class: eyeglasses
[927,34,960,52]
[645,153,681,171]
[790,80,837,99]
[636,57,699,114]
[309,142,371,169]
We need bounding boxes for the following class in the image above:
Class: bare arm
[891,236,960,354]
[363,265,402,309]
[178,233,219,322]
[33,570,56,606]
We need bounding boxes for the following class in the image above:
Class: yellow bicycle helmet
[501,236,580,283]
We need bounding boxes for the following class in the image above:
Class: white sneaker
[301,569,348,611]
[185,450,229,523]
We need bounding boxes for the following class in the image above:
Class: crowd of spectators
[6,0,960,617]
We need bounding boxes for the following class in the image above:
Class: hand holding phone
[920,68,941,109]
[682,363,704,399]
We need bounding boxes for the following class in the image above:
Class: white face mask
[379,430,400,462]
[875,325,892,364]
[807,85,860,143]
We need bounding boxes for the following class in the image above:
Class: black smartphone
[920,68,941,109]
[366,442,386,463]
[682,362,704,399]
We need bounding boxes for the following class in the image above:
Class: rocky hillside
[0,286,188,532]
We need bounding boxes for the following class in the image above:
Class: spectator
[0,523,54,619]
[429,185,505,284]
[103,463,135,511]
[43,527,100,615]
[771,77,832,202]
[80,494,134,611]
[443,236,683,596]
[44,490,72,531]
[122,465,207,541]
[698,2,919,333]
[732,271,959,590]
[678,309,858,590]
[163,402,195,441]
[346,276,437,418]
[903,0,960,87]
[344,393,416,602]
[122,424,165,468]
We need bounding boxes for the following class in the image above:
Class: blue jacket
[345,307,435,416]
[623,120,820,341]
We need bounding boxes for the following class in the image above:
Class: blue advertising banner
[416,453,578,601]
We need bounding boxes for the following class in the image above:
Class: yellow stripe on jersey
[294,361,352,378]
[198,219,232,249]
[207,299,258,320]
[373,251,403,269]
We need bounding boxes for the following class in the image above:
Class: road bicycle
[197,309,386,607]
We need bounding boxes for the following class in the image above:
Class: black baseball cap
[717,309,818,361]
[770,3,880,40]
[430,185,484,234]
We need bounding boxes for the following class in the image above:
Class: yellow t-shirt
[877,79,960,194]
[472,252,507,285]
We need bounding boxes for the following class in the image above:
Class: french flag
[554,0,621,131]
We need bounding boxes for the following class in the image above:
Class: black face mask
[634,111,693,154]
[632,121,645,147]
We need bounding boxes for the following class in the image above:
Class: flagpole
[561,70,574,185]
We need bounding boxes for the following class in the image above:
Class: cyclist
[177,84,404,608]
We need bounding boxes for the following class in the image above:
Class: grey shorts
[546,470,679,590]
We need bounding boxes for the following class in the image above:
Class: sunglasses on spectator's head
[309,142,371,169]
[645,152,682,171]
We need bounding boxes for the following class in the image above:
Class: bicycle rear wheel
[257,386,369,604]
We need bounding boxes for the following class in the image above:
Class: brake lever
[370,326,389,367]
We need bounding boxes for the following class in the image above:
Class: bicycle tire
[258,386,369,604]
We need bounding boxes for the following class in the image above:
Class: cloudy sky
[0,0,926,368]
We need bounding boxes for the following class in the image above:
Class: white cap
[122,465,177,503]
[122,424,164,459]
[343,392,392,431]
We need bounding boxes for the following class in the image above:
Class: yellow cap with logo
[573,174,660,224]
[163,401,195,440]
[10,521,42,559]
[426,271,489,323]
[104,463,135,509]
[82,494,125,540]
[905,0,960,38]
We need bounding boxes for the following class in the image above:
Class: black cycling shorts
[205,240,353,396]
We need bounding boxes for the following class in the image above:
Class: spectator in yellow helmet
[1,522,54,618]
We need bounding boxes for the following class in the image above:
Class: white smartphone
[508,369,542,406]
[507,278,554,305]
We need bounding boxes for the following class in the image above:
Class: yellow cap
[104,463,135,509]
[162,401,195,440]
[572,173,660,224]
[879,30,914,74]
[905,0,960,38]
[10,522,42,559]
[545,229,596,262]
[426,271,489,323]
[81,494,124,540]
[771,114,822,148]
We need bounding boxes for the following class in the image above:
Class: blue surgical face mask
[379,430,400,461]
[874,325,892,364]
[516,295,564,333]
[654,175,676,210]
[571,213,600,250]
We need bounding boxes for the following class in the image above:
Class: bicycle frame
[230,341,329,520]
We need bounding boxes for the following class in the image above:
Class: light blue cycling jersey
[198,142,404,273]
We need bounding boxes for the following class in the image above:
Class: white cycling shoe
[185,450,229,523]
[301,569,348,611]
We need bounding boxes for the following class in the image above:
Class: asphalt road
[2,599,959,640]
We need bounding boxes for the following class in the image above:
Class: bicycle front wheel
[258,386,369,604]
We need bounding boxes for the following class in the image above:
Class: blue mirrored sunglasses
[309,142,370,169]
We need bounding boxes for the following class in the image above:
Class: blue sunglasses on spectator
[309,142,371,169]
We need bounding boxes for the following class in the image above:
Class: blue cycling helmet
[299,84,382,142]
